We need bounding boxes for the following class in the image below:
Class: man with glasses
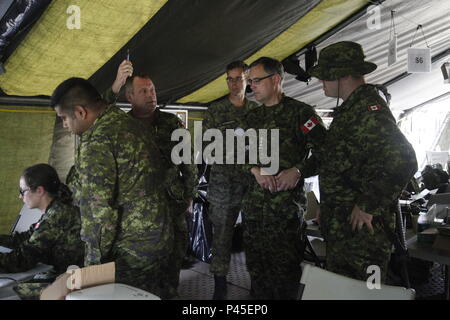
[203,60,257,300]
[241,57,326,299]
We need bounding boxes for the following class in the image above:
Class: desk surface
[0,263,53,288]
[307,221,450,266]
[406,235,450,266]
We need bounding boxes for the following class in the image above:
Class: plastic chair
[65,283,161,300]
[299,264,415,300]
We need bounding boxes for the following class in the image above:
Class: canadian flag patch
[300,117,319,133]
[368,105,382,111]
[34,222,41,230]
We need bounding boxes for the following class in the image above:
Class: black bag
[188,200,213,263]
[187,163,213,263]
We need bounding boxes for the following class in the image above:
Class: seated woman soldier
[0,163,84,299]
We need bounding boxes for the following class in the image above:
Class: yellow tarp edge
[0,0,168,96]
[178,0,369,104]
[0,109,55,113]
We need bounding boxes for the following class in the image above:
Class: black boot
[213,275,227,300]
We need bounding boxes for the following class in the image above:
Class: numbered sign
[407,48,431,73]
[388,35,397,66]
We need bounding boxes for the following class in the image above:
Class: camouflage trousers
[13,282,50,300]
[112,223,175,300]
[320,204,393,283]
[162,212,189,298]
[208,203,241,276]
[242,192,303,300]
[114,252,172,299]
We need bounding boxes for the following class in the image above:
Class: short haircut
[226,60,249,73]
[249,57,284,80]
[125,73,153,94]
[51,77,103,114]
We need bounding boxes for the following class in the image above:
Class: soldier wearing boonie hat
[308,41,377,81]
[301,41,418,283]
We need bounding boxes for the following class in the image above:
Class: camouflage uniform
[66,163,80,205]
[0,198,84,299]
[132,110,196,299]
[72,104,174,298]
[308,84,417,282]
[242,96,326,299]
[307,41,418,282]
[104,88,197,298]
[203,97,258,276]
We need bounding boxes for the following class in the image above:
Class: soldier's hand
[314,206,321,225]
[112,60,133,94]
[275,167,300,191]
[350,205,374,234]
[251,167,277,192]
[184,198,193,216]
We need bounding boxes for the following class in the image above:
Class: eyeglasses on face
[226,76,244,83]
[19,188,30,197]
[248,73,275,86]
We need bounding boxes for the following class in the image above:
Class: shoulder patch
[368,105,382,111]
[300,117,319,133]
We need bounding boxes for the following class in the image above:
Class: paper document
[411,189,430,201]
[0,246,12,254]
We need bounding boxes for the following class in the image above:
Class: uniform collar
[129,107,159,124]
[81,104,113,137]
[331,84,373,117]
[260,93,287,109]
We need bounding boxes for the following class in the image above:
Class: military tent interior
[0,0,449,300]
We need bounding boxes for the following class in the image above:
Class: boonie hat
[308,41,377,81]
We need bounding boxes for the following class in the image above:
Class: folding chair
[298,264,415,300]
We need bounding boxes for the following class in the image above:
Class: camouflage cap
[308,41,377,81]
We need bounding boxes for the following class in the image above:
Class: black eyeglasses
[226,76,244,83]
[248,73,275,86]
[19,188,30,196]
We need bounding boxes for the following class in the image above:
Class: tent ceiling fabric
[178,0,369,104]
[0,0,448,113]
[284,0,450,113]
[0,0,168,96]
[0,0,52,60]
[89,0,321,104]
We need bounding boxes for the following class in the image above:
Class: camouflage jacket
[203,97,258,204]
[131,109,197,211]
[315,84,418,218]
[74,105,172,265]
[0,198,83,273]
[104,88,196,212]
[103,87,119,106]
[242,95,326,207]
